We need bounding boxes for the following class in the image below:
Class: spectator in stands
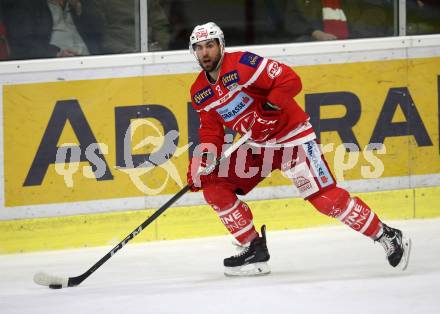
[282,0,344,41]
[97,0,170,53]
[282,0,393,42]
[0,3,10,60]
[1,0,103,60]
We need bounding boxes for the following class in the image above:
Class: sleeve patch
[267,61,282,79]
[239,52,262,68]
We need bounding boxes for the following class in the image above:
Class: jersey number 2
[215,85,223,96]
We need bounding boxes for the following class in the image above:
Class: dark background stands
[97,0,170,53]
[1,0,103,60]
[0,2,9,60]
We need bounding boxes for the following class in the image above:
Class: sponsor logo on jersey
[216,92,253,122]
[303,141,334,188]
[267,61,282,79]
[193,86,214,105]
[239,52,262,68]
[221,71,240,90]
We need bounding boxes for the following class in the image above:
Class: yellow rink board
[3,57,440,207]
[1,186,439,254]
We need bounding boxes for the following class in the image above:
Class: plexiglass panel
[406,0,440,35]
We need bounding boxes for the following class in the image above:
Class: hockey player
[187,22,411,276]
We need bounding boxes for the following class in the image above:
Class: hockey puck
[49,284,63,289]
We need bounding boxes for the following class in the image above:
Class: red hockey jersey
[190,51,315,153]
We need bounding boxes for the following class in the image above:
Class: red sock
[309,187,383,239]
[203,183,258,244]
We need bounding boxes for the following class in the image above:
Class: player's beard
[199,53,222,73]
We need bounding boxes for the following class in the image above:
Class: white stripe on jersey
[277,121,313,143]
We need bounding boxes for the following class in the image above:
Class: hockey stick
[33,131,251,289]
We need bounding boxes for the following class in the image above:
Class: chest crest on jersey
[216,92,253,122]
[193,86,214,105]
[221,70,240,91]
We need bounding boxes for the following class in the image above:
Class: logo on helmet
[195,29,208,40]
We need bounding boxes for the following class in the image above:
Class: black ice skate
[224,225,270,276]
[376,224,411,270]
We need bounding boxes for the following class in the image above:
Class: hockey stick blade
[33,271,69,289]
[33,132,251,289]
[34,271,86,289]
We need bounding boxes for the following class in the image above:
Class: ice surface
[0,218,439,314]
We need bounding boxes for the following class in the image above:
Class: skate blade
[224,262,270,277]
[398,236,412,271]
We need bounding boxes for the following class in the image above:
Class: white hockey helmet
[189,22,225,55]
